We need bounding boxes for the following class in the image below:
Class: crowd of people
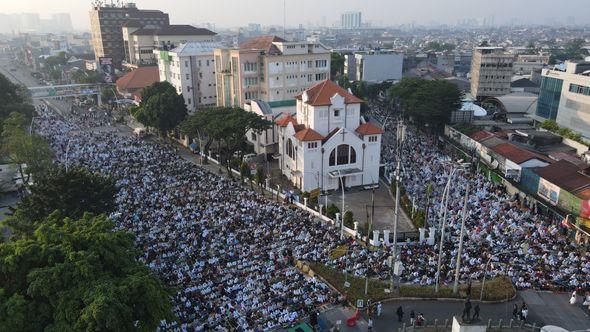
[369,106,590,292]
[33,100,590,328]
[35,107,341,331]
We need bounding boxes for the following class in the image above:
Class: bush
[240,162,250,179]
[413,210,426,228]
[326,203,340,219]
[343,210,354,226]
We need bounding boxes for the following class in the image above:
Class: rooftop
[115,66,159,91]
[294,128,324,141]
[239,35,286,55]
[131,25,216,36]
[356,122,384,135]
[490,142,540,164]
[296,80,364,107]
[534,160,590,193]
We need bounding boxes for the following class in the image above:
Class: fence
[400,318,542,332]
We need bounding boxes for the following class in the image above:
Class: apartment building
[155,41,221,113]
[470,47,515,99]
[214,36,331,108]
[536,61,590,139]
[341,11,362,29]
[513,54,550,76]
[89,2,169,68]
[123,24,216,65]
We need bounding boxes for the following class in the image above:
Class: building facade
[123,24,216,65]
[89,2,169,68]
[470,47,515,99]
[552,62,590,139]
[344,51,404,82]
[276,80,382,192]
[155,41,221,113]
[513,54,550,76]
[341,11,362,29]
[214,36,331,108]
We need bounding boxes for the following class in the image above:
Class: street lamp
[435,160,469,294]
[479,249,521,301]
[338,169,345,240]
[452,182,470,294]
[390,120,406,293]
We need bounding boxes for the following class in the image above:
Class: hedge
[309,263,516,305]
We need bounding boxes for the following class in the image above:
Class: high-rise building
[214,36,331,108]
[470,47,515,99]
[89,2,169,68]
[341,11,362,29]
[154,41,222,113]
[51,13,74,32]
[536,61,590,138]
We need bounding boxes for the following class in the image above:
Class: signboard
[580,199,590,219]
[99,57,115,83]
[356,299,364,308]
[344,281,350,288]
[537,178,560,206]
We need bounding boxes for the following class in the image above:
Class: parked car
[243,153,258,163]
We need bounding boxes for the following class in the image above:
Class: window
[251,132,257,141]
[198,60,202,66]
[244,62,257,71]
[334,109,340,117]
[286,138,295,159]
[185,60,188,67]
[315,59,327,68]
[244,77,258,86]
[329,144,357,166]
[308,142,318,149]
[188,98,191,105]
[368,135,378,142]
[186,74,190,80]
[315,73,327,81]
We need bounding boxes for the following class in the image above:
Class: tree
[337,75,351,89]
[1,117,54,188]
[134,82,187,136]
[71,69,103,84]
[479,40,490,47]
[0,213,174,331]
[540,119,559,132]
[387,78,462,129]
[330,52,345,79]
[4,166,116,236]
[326,204,340,219]
[43,52,67,68]
[550,38,587,64]
[0,73,34,130]
[524,41,537,55]
[180,107,271,168]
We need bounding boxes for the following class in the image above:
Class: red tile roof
[116,66,159,92]
[490,143,539,164]
[294,128,324,141]
[356,122,384,135]
[275,114,297,127]
[239,35,285,55]
[470,130,495,142]
[296,80,364,106]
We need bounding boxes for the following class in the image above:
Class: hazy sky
[2,0,589,30]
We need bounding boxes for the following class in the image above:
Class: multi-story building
[276,79,382,192]
[344,51,403,82]
[214,36,331,108]
[89,2,169,68]
[155,41,221,113]
[122,24,216,65]
[513,54,550,76]
[341,11,362,29]
[470,47,515,99]
[535,61,590,138]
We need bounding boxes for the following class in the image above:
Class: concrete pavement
[520,290,590,331]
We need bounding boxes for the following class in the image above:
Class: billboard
[537,178,560,206]
[99,57,114,83]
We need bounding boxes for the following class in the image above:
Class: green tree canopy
[0,73,34,130]
[4,166,116,236]
[387,77,463,129]
[180,107,271,165]
[550,38,587,64]
[1,114,54,188]
[0,213,174,331]
[134,81,187,135]
[330,52,345,79]
[71,69,103,84]
[426,41,456,52]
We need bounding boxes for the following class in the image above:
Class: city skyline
[1,0,589,31]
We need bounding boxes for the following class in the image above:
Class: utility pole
[365,186,374,296]
[391,120,404,293]
[453,182,470,294]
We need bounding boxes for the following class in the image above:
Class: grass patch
[309,263,516,304]
[330,245,349,260]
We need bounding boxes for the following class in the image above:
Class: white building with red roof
[276,79,383,192]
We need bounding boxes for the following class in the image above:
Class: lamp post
[29,115,36,135]
[338,170,345,240]
[453,182,470,294]
[479,249,520,301]
[435,161,468,293]
[391,120,405,293]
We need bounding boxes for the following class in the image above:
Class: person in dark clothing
[462,299,472,322]
[396,306,404,322]
[472,304,480,320]
[512,304,518,320]
[410,310,416,325]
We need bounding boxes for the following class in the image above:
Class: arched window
[329,144,357,166]
[286,138,294,159]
